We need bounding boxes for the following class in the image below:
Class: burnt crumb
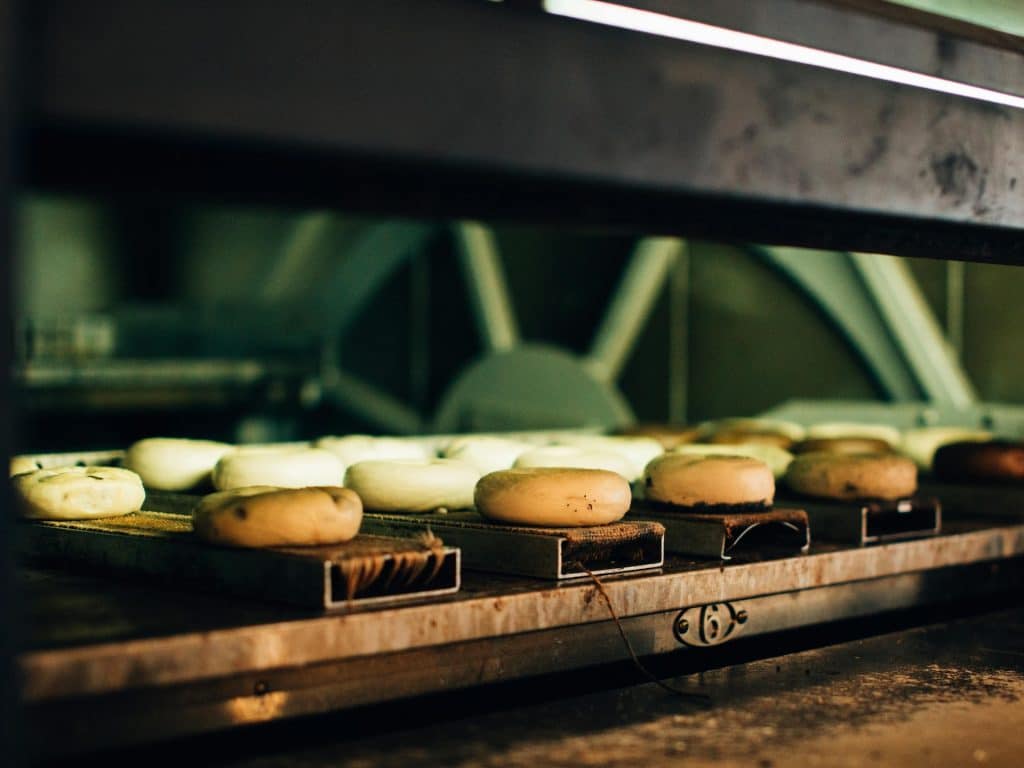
[645,477,653,487]
[235,506,248,520]
[587,503,593,511]
[844,482,859,493]
[86,475,105,480]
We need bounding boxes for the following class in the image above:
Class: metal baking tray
[783,496,942,546]
[360,511,665,580]
[628,503,811,560]
[16,510,460,610]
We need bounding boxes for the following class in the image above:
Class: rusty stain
[847,136,889,176]
[931,150,979,203]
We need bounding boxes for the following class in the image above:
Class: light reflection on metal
[544,0,1024,109]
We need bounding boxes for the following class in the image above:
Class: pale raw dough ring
[644,454,775,508]
[785,452,917,500]
[805,422,901,448]
[14,466,145,520]
[475,467,631,527]
[900,427,993,471]
[124,437,233,491]
[514,446,636,481]
[552,435,664,482]
[442,436,534,476]
[213,448,343,491]
[671,443,793,480]
[315,435,431,472]
[344,458,480,512]
[193,485,362,547]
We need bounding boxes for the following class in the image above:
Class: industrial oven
[3,0,1024,764]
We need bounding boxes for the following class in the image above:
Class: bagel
[644,454,774,508]
[193,485,362,547]
[900,427,993,471]
[475,467,630,527]
[793,437,892,455]
[124,437,233,491]
[10,455,44,476]
[615,423,701,450]
[671,443,793,479]
[213,447,343,491]
[514,445,636,481]
[696,418,806,444]
[442,436,534,476]
[552,435,664,482]
[14,466,145,520]
[315,435,431,470]
[932,440,1024,484]
[344,458,480,512]
[805,422,901,448]
[785,452,917,500]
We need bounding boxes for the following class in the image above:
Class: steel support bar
[319,367,423,435]
[320,221,436,336]
[851,251,976,407]
[754,246,920,400]
[453,222,520,354]
[585,237,680,382]
[24,0,1024,260]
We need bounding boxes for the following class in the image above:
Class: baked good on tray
[475,467,630,527]
[785,452,917,501]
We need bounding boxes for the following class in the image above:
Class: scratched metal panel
[23,0,1024,260]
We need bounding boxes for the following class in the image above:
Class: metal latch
[673,602,748,647]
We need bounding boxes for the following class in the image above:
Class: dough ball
[213,447,343,491]
[124,437,233,491]
[514,446,636,481]
[14,466,145,520]
[552,435,664,482]
[344,458,480,512]
[442,436,534,476]
[315,435,431,471]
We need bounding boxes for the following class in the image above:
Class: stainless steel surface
[117,602,1024,768]
[25,1,1024,260]
[20,519,1024,704]
[797,496,942,545]
[630,505,811,559]
[17,513,460,610]
[609,0,1024,96]
[361,512,665,580]
[21,556,1024,756]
